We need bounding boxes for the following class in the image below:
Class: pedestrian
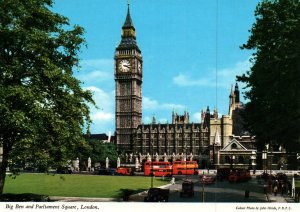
[263,184,268,194]
[170,177,175,185]
[281,183,285,196]
[273,184,278,196]
[273,180,278,196]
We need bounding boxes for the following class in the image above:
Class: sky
[52,0,260,135]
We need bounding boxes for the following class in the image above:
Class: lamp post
[262,151,267,173]
[151,141,154,188]
[202,171,205,202]
[230,155,235,171]
[251,151,256,174]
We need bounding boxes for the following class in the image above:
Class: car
[56,166,73,174]
[180,180,194,197]
[98,168,117,175]
[117,167,134,175]
[228,170,252,183]
[144,188,169,202]
[200,175,215,184]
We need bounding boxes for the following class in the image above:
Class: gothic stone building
[114,5,256,167]
[133,112,210,166]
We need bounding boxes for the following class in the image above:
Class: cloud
[91,111,114,121]
[76,59,114,84]
[173,74,212,87]
[143,96,185,111]
[83,86,115,133]
[143,116,152,124]
[192,112,201,123]
[173,59,252,88]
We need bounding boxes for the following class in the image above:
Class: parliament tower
[115,4,143,152]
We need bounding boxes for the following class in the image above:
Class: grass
[3,173,170,198]
[296,180,300,188]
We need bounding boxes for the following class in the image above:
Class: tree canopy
[0,0,94,193]
[238,0,300,152]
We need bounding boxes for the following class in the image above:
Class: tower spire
[117,2,139,51]
[123,1,134,29]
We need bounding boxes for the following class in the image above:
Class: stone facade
[114,5,143,152]
[133,112,210,166]
[113,5,251,168]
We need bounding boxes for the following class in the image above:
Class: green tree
[0,0,94,194]
[238,0,300,152]
[81,139,119,168]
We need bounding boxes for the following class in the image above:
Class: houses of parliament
[113,4,254,168]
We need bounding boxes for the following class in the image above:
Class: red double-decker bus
[172,161,198,175]
[144,161,172,177]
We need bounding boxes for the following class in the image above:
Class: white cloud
[173,59,252,88]
[83,86,115,133]
[192,112,201,123]
[158,118,168,123]
[173,74,212,87]
[143,96,185,111]
[91,111,114,121]
[79,70,112,82]
[143,116,152,124]
[76,59,114,84]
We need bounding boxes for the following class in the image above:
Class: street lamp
[151,141,154,188]
[262,151,267,173]
[230,155,235,170]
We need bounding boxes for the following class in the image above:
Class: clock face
[118,59,131,72]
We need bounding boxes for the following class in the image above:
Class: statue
[189,153,193,161]
[147,153,151,162]
[155,152,159,162]
[76,157,80,171]
[87,157,92,171]
[163,152,168,162]
[117,157,121,168]
[105,157,109,169]
[135,157,139,169]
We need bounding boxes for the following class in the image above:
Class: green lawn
[3,173,170,198]
[296,180,300,187]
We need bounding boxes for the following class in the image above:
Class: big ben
[115,4,142,152]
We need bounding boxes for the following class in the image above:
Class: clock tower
[115,4,142,152]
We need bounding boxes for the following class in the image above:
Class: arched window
[231,143,237,149]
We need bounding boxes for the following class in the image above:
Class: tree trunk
[0,145,10,194]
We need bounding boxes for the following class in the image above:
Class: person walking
[170,177,175,185]
[281,183,286,196]
[273,180,278,196]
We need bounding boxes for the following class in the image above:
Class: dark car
[201,175,215,184]
[57,166,73,174]
[98,168,117,175]
[180,180,194,197]
[144,188,169,202]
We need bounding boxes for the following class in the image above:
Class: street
[130,175,295,202]
[167,175,266,202]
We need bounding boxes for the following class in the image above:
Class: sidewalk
[267,193,295,203]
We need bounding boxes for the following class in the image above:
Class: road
[131,175,268,202]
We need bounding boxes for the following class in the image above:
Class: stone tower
[114,4,142,152]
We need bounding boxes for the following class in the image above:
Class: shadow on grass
[118,188,146,201]
[0,193,51,202]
